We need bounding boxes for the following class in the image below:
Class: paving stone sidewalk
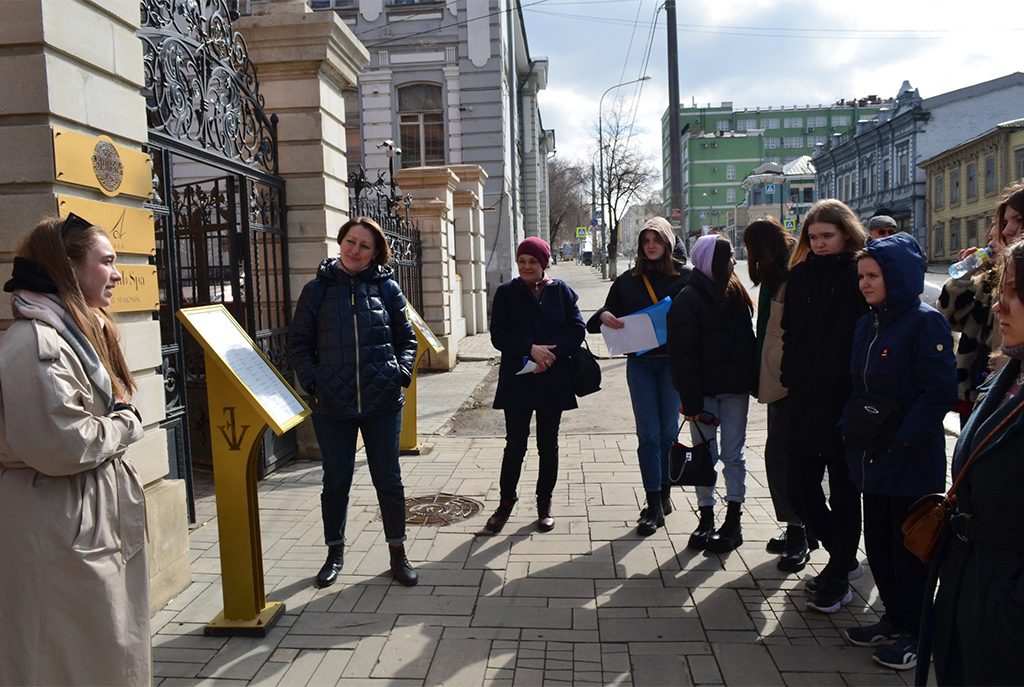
[152,261,924,686]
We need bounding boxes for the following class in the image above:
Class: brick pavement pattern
[152,261,925,686]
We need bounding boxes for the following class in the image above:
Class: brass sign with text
[52,127,152,199]
[110,265,159,313]
[56,196,156,256]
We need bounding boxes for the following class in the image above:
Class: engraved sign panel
[110,265,159,313]
[177,305,310,435]
[52,127,153,199]
[57,196,156,256]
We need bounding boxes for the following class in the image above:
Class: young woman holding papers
[587,217,691,535]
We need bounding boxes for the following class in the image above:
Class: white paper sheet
[516,358,539,375]
[601,313,660,357]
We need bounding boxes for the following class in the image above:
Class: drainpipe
[506,4,520,245]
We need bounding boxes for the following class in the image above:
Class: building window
[985,156,997,195]
[950,219,960,253]
[832,115,852,127]
[785,156,799,164]
[934,175,944,209]
[764,137,780,149]
[766,156,780,164]
[398,83,445,168]
[807,115,827,128]
[760,118,780,129]
[717,120,730,132]
[726,164,735,180]
[967,162,978,200]
[897,145,909,186]
[951,168,960,205]
[967,218,978,245]
[783,136,804,148]
[870,164,876,193]
[726,188,736,203]
[1016,148,1024,181]
[737,119,757,131]
[861,167,870,196]
[342,87,362,178]
[753,189,763,205]
[807,135,827,146]
[803,187,814,203]
[934,225,944,257]
[784,117,803,129]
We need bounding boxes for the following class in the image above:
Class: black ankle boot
[316,544,344,588]
[777,524,810,572]
[389,544,418,586]
[660,484,674,516]
[708,502,743,553]
[687,506,715,550]
[637,491,664,536]
[537,499,555,532]
[485,498,516,534]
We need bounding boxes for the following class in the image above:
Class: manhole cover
[402,493,483,526]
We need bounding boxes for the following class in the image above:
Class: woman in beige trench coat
[0,215,148,686]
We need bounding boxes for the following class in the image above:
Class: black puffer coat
[666,269,756,416]
[289,258,417,418]
[781,252,868,456]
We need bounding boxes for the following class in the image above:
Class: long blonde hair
[16,217,135,398]
[789,199,867,268]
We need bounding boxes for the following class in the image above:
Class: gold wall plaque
[110,265,159,313]
[52,127,152,199]
[57,196,156,256]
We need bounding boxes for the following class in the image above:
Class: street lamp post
[599,75,650,280]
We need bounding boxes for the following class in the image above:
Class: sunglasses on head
[60,212,93,237]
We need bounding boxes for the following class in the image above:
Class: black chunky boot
[637,491,664,536]
[777,524,810,572]
[389,544,418,586]
[485,498,516,534]
[660,484,674,516]
[537,499,555,532]
[315,544,344,588]
[708,501,743,553]
[687,505,715,550]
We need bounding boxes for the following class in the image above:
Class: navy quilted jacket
[289,258,417,417]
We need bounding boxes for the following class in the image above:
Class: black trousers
[787,450,862,577]
[863,493,928,636]
[500,406,562,503]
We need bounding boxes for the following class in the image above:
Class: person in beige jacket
[0,215,148,686]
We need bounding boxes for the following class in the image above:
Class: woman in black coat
[667,234,756,554]
[289,217,419,589]
[929,240,1024,685]
[587,217,691,536]
[486,238,585,534]
[781,199,868,614]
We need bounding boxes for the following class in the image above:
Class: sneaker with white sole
[871,635,917,670]
[806,559,864,593]
[806,578,852,613]
[844,617,900,647]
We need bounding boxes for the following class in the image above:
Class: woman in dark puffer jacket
[667,234,756,554]
[289,217,418,589]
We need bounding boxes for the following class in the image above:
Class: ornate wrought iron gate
[140,0,293,519]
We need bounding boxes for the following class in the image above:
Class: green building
[663,98,892,236]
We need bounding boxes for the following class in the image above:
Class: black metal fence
[347,167,423,313]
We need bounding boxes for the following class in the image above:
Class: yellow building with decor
[920,119,1024,261]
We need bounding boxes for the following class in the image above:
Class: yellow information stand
[177,306,311,637]
[400,304,445,454]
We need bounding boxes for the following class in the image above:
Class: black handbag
[567,339,602,397]
[668,420,716,486]
[557,285,601,397]
[845,390,903,452]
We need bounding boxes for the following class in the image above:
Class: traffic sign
[766,184,775,195]
[576,227,587,239]
[785,200,795,212]
[590,219,598,226]
[783,219,796,231]
[699,211,707,219]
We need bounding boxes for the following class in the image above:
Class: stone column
[235,1,370,302]
[449,164,488,335]
[394,166,460,370]
[0,0,188,612]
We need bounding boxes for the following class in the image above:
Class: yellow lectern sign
[177,306,310,434]
[57,195,156,256]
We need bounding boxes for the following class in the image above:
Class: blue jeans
[312,409,407,545]
[627,356,681,492]
[691,393,749,507]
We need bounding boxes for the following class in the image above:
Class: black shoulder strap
[309,277,327,315]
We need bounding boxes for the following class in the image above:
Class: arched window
[397,83,444,168]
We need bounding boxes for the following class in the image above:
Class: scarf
[11,289,113,410]
[690,235,717,280]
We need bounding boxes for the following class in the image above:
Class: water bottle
[948,247,993,278]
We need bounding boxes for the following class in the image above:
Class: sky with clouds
[523,0,1021,176]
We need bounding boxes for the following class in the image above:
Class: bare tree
[547,156,591,255]
[598,102,659,279]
